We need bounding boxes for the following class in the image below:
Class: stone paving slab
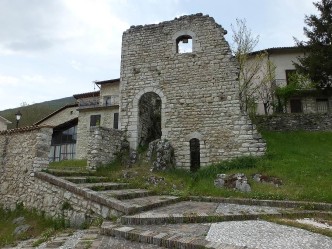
[77,182,129,190]
[121,195,180,212]
[97,235,165,248]
[100,222,248,249]
[121,201,294,225]
[61,176,109,184]
[100,189,152,199]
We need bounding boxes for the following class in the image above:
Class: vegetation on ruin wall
[94,131,332,203]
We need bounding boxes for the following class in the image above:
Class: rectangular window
[90,114,101,127]
[286,70,296,85]
[290,99,302,113]
[316,99,329,113]
[113,113,119,129]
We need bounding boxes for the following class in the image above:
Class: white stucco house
[0,116,11,131]
[249,46,332,115]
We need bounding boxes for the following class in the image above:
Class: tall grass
[0,203,66,247]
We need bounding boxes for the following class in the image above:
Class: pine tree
[295,0,332,88]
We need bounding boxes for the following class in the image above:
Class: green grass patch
[0,204,67,247]
[265,216,332,238]
[62,131,332,203]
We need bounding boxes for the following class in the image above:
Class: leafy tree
[256,58,276,115]
[231,19,260,112]
[295,0,332,88]
[231,19,276,115]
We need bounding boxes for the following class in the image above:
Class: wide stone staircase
[17,167,332,249]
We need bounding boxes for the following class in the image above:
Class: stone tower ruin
[120,13,265,170]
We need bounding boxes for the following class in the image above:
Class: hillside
[0,97,76,129]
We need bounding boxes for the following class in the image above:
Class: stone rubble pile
[214,173,283,192]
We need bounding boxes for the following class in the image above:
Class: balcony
[77,95,119,110]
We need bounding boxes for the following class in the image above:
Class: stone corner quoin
[119,13,266,169]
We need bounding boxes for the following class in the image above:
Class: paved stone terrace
[13,170,331,249]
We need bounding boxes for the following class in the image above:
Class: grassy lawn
[0,204,66,248]
[95,131,332,203]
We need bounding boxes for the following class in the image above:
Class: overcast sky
[0,0,317,110]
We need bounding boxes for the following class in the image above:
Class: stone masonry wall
[76,107,119,159]
[0,127,52,209]
[255,113,332,131]
[0,127,123,226]
[120,13,265,169]
[87,126,124,169]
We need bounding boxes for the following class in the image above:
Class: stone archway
[126,87,166,149]
[138,92,162,146]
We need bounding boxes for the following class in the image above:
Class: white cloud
[0,75,19,86]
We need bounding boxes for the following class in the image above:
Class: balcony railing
[78,95,120,110]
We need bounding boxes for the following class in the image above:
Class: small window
[286,70,296,85]
[290,99,302,113]
[104,96,111,106]
[113,113,119,129]
[176,35,192,53]
[316,98,329,113]
[90,115,101,127]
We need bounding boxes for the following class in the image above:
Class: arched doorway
[138,92,162,146]
[190,138,200,172]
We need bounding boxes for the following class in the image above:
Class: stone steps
[40,171,181,215]
[120,195,181,213]
[77,182,130,191]
[120,201,293,226]
[99,189,153,200]
[46,168,95,177]
[100,221,242,249]
[61,176,110,184]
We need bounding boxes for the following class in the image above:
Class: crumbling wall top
[125,13,227,35]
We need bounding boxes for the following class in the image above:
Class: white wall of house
[247,48,308,115]
[0,116,11,131]
[37,106,79,126]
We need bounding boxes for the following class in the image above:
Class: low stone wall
[33,172,123,226]
[87,126,124,169]
[0,126,52,209]
[0,126,124,227]
[255,113,332,131]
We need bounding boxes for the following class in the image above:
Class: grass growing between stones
[90,131,332,203]
[0,204,67,248]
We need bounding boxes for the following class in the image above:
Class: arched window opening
[138,92,162,146]
[190,138,200,172]
[176,35,193,53]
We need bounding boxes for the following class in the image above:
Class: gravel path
[206,220,332,249]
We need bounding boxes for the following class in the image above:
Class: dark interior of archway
[138,92,162,146]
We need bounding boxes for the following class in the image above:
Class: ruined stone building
[36,14,266,170]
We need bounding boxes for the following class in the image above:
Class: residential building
[0,116,11,131]
[250,47,332,115]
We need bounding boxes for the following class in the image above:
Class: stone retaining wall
[0,126,52,209]
[255,113,332,131]
[87,126,124,169]
[0,126,124,226]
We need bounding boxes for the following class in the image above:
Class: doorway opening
[138,92,162,146]
[190,138,200,172]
